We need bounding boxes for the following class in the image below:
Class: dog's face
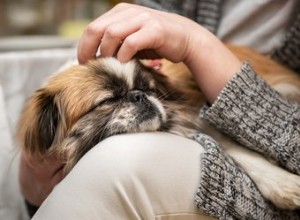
[18,58,200,171]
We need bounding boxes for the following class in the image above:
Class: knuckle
[123,37,137,51]
[84,23,99,35]
[114,3,143,15]
[114,2,130,10]
[151,21,164,33]
[139,12,152,20]
[105,25,119,38]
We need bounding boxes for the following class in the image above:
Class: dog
[17,45,300,210]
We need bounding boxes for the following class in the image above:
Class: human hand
[19,151,64,206]
[77,3,204,64]
[77,3,242,103]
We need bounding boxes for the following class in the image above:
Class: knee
[70,132,175,184]
[67,132,203,189]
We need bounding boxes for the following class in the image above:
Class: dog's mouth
[106,92,167,134]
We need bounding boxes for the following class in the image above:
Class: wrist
[184,28,242,103]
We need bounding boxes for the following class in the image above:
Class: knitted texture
[195,0,223,34]
[201,63,300,175]
[134,0,223,34]
[193,133,300,220]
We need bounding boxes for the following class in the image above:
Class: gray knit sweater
[136,0,300,219]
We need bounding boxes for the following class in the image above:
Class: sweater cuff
[201,62,300,173]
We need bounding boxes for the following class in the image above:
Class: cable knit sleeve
[201,63,300,175]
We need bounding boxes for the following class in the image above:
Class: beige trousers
[33,132,216,220]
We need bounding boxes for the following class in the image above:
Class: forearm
[183,26,242,103]
[201,63,300,175]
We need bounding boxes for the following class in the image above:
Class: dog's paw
[257,171,300,210]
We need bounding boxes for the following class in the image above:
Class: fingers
[77,3,194,64]
[77,3,140,63]
[100,12,165,62]
[77,3,162,63]
[99,16,143,58]
[116,27,162,62]
[77,7,134,63]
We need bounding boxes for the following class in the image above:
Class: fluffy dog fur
[17,45,300,210]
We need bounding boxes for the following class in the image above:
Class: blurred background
[0,0,132,51]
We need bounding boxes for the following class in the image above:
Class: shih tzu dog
[17,46,300,210]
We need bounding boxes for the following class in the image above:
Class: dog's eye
[97,96,120,106]
[79,96,119,119]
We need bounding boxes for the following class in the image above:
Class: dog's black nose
[128,91,146,102]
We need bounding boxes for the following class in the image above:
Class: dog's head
[18,58,200,170]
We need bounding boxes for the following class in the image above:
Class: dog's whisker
[157,89,177,100]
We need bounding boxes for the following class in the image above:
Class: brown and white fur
[17,45,300,210]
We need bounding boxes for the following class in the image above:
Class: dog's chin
[114,115,164,134]
[106,100,167,135]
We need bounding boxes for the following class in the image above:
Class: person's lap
[32,132,215,220]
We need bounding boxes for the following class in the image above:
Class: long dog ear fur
[17,89,60,155]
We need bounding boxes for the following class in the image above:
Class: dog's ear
[17,89,60,155]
